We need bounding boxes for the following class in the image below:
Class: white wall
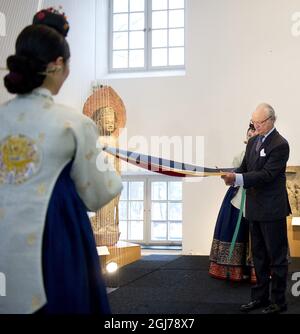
[41,0,97,109]
[2,0,300,254]
[0,0,97,109]
[0,0,40,102]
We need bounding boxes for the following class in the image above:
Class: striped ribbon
[104,146,233,177]
[229,187,246,260]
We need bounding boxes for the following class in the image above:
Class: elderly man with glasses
[221,103,291,314]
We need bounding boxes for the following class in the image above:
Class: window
[151,181,182,242]
[109,0,185,72]
[119,177,183,245]
[119,181,145,241]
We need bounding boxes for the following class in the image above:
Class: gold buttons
[37,183,46,196]
[85,151,94,161]
[27,233,37,246]
[32,295,42,310]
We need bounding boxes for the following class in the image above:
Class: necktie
[255,135,263,152]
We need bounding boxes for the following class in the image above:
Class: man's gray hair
[259,103,277,122]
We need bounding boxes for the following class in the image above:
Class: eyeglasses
[250,116,272,126]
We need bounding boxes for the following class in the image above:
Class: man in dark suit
[221,103,290,314]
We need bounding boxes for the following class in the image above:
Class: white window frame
[119,177,147,244]
[108,0,186,73]
[120,175,183,246]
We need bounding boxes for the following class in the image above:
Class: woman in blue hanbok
[0,8,122,314]
[209,125,257,283]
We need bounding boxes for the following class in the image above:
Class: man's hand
[221,172,236,186]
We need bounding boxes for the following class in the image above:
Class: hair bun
[4,55,46,94]
[7,55,44,74]
[33,7,69,37]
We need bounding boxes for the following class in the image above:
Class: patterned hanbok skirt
[209,187,256,283]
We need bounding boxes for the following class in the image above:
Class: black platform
[106,255,300,314]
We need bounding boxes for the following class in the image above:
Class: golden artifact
[83,85,126,246]
[286,166,300,257]
[286,166,300,216]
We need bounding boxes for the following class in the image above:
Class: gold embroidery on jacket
[0,135,42,185]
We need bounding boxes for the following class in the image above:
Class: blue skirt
[39,162,111,314]
[212,187,248,244]
[209,187,254,281]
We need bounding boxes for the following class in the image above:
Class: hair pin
[38,66,63,75]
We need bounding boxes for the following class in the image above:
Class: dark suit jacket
[236,129,291,221]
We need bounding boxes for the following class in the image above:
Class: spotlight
[106,262,118,274]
